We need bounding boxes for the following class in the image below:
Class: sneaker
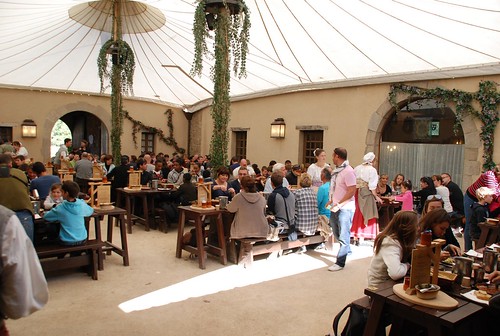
[452,227,463,238]
[328,264,344,272]
[296,246,307,254]
[314,243,326,251]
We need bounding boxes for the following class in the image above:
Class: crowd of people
[2,136,500,331]
[3,136,500,264]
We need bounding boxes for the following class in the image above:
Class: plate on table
[141,186,151,190]
[124,187,141,191]
[461,290,490,305]
[486,218,499,224]
[157,187,171,191]
[98,202,115,210]
[465,249,483,258]
[440,257,456,267]
[190,205,216,211]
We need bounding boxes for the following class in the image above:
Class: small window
[302,130,323,164]
[141,132,154,153]
[0,127,12,143]
[234,131,247,159]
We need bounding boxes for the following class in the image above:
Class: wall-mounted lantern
[270,118,285,138]
[21,119,37,138]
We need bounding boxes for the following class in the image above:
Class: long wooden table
[175,205,227,269]
[93,207,130,268]
[363,280,485,336]
[116,187,173,233]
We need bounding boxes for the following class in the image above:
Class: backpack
[332,303,368,336]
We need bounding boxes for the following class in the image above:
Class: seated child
[43,183,64,210]
[470,186,495,244]
[391,180,413,211]
[368,211,418,287]
[43,180,94,245]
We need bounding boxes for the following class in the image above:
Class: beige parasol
[68,0,166,34]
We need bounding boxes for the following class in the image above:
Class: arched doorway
[57,111,108,156]
[50,120,72,158]
[377,99,465,188]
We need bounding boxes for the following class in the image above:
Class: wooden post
[407,238,446,294]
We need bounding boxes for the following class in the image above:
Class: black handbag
[332,303,368,336]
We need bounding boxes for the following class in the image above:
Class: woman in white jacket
[368,211,418,287]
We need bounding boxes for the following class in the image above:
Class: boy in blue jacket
[43,181,94,245]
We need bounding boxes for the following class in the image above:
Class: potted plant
[191,0,250,170]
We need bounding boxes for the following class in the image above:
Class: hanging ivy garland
[97,39,135,95]
[123,109,185,154]
[388,81,500,171]
[191,0,250,170]
[96,0,135,165]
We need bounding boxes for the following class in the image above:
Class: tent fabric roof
[1,0,499,108]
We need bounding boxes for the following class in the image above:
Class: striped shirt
[466,171,500,200]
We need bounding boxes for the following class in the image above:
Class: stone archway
[42,101,110,160]
[365,99,481,188]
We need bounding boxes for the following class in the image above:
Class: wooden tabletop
[364,280,485,336]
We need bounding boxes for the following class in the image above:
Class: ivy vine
[388,81,500,171]
[97,39,135,95]
[97,2,136,165]
[191,0,250,170]
[124,109,185,154]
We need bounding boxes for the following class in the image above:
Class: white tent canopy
[1,0,499,108]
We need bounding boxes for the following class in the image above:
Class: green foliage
[50,120,72,158]
[191,0,250,79]
[97,39,135,95]
[124,109,185,154]
[191,0,251,170]
[389,81,500,171]
[97,36,136,165]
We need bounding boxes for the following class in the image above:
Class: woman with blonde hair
[307,148,330,189]
[368,211,418,287]
[293,173,318,236]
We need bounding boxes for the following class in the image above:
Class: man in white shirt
[54,138,72,170]
[263,163,289,192]
[167,158,186,187]
[232,158,255,178]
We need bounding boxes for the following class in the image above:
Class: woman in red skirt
[351,152,382,245]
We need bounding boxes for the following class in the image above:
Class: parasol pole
[110,0,123,162]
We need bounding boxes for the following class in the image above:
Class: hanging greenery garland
[97,39,135,95]
[124,109,185,154]
[95,1,137,165]
[191,0,250,170]
[97,35,135,164]
[388,81,500,171]
[192,0,250,79]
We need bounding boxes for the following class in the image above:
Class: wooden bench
[36,239,103,280]
[230,232,327,268]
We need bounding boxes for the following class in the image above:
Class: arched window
[379,99,465,189]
